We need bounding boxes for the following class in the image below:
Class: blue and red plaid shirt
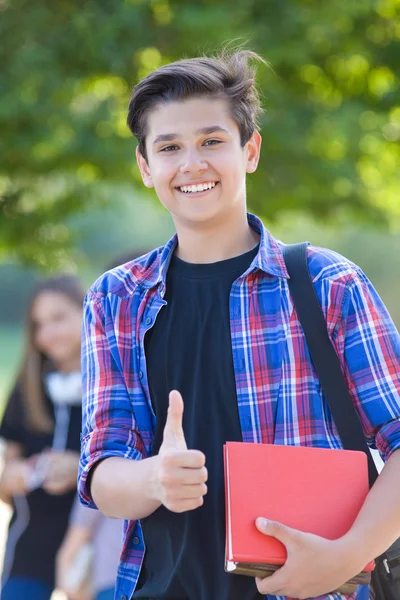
[78,214,400,600]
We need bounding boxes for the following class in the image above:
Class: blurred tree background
[1,0,399,403]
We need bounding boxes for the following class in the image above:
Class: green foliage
[1,0,400,266]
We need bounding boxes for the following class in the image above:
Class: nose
[179,148,208,174]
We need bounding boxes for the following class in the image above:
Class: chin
[47,350,72,364]
[177,203,227,226]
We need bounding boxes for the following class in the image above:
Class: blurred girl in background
[55,251,143,600]
[0,275,85,600]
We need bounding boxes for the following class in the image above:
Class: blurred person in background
[56,250,149,600]
[0,275,85,600]
[56,494,121,600]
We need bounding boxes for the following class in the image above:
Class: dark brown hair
[16,275,85,433]
[127,49,265,161]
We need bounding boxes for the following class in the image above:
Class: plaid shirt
[79,214,400,600]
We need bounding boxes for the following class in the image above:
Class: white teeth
[179,182,216,193]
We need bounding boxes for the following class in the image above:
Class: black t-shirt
[0,380,82,588]
[133,246,263,600]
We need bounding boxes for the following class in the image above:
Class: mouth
[175,181,219,195]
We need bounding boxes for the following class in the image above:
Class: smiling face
[136,96,261,228]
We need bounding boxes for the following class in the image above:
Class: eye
[160,144,179,152]
[204,139,222,146]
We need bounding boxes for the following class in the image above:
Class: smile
[177,182,217,194]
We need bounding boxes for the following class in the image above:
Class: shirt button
[121,596,127,600]
[133,536,140,544]
[145,316,152,325]
[138,371,143,379]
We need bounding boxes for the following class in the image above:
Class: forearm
[58,525,91,562]
[342,449,400,566]
[91,455,162,520]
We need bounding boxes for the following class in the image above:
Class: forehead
[146,96,238,139]
[31,291,79,319]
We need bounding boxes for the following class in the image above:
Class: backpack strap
[283,242,379,488]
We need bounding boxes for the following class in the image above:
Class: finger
[170,483,208,500]
[256,518,293,546]
[162,450,206,469]
[162,390,187,450]
[175,466,208,485]
[43,481,68,495]
[255,569,286,596]
[167,496,204,513]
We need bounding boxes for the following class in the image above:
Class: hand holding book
[155,390,208,513]
[254,517,370,598]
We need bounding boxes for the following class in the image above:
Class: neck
[173,209,259,264]
[54,356,81,374]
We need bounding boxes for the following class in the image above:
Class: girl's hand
[0,459,34,497]
[42,450,80,495]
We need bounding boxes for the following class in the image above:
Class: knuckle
[160,468,180,488]
[165,497,180,512]
[164,490,177,505]
[273,521,285,534]
[255,580,266,594]
[161,454,175,468]
[175,502,188,514]
[159,469,172,486]
[191,450,205,467]
[166,501,177,512]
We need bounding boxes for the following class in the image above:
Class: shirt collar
[246,213,289,279]
[139,213,289,290]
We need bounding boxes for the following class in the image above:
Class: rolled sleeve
[78,291,144,509]
[334,268,400,459]
[376,417,400,461]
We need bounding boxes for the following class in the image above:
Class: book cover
[224,441,374,590]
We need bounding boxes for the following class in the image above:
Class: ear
[245,131,262,174]
[136,146,154,188]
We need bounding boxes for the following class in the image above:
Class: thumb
[162,390,187,451]
[255,518,293,546]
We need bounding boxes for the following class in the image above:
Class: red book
[224,442,374,594]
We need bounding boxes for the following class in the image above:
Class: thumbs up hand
[155,390,207,513]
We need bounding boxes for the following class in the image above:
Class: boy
[78,50,400,600]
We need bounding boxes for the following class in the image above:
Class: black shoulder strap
[283,242,379,488]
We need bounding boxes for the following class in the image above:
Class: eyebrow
[152,126,229,145]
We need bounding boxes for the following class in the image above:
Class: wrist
[146,455,163,504]
[335,530,375,574]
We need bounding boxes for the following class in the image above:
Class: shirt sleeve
[333,268,400,461]
[0,383,25,446]
[78,291,145,509]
